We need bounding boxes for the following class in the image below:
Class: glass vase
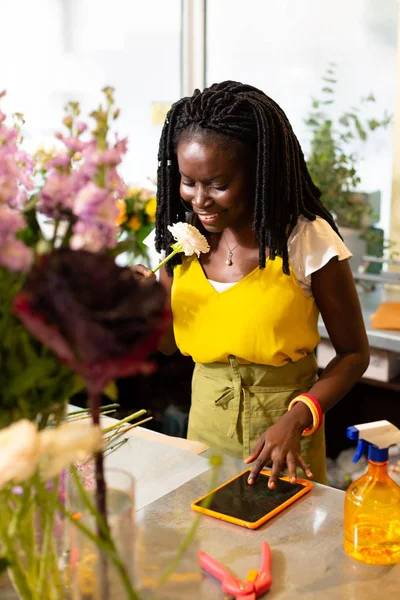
[65,467,135,600]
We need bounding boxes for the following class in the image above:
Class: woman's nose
[192,186,213,209]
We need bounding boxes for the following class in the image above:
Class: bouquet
[0,87,167,598]
[0,83,213,599]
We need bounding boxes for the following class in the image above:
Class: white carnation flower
[0,420,41,488]
[39,422,104,479]
[167,222,210,257]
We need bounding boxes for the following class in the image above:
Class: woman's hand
[244,406,314,489]
[131,264,155,280]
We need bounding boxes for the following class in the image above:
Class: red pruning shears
[199,541,272,599]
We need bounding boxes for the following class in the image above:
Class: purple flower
[14,249,168,390]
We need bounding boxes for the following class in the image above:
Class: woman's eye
[182,180,195,187]
[213,185,227,191]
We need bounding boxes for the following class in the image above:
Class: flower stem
[155,457,221,589]
[152,246,182,274]
[89,386,110,600]
[102,409,147,434]
[58,502,140,599]
[0,505,33,600]
[68,403,120,417]
[51,218,60,250]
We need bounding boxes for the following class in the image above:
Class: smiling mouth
[196,211,226,222]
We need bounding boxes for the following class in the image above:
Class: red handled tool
[198,541,272,599]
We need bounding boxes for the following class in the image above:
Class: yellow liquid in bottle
[344,461,400,565]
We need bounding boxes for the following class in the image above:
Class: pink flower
[61,136,87,153]
[76,121,88,134]
[0,206,33,272]
[95,148,123,166]
[105,167,126,197]
[0,237,33,272]
[45,153,71,170]
[73,183,119,243]
[115,135,128,155]
[38,170,75,217]
[70,221,117,252]
[0,204,26,234]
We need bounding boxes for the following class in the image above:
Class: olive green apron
[187,353,327,484]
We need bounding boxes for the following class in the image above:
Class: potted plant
[304,64,391,270]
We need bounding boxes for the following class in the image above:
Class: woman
[135,81,369,488]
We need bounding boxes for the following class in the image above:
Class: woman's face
[177,133,254,233]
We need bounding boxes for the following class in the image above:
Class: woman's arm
[246,257,369,487]
[288,257,370,430]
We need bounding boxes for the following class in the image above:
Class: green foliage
[0,268,85,429]
[305,64,391,229]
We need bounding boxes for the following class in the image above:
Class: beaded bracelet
[288,393,322,436]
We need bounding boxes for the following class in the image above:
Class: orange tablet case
[191,468,313,530]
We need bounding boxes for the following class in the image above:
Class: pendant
[226,251,233,266]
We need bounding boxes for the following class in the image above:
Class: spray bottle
[344,420,400,565]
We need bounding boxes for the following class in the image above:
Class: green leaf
[322,87,334,94]
[103,380,119,401]
[368,119,380,131]
[322,77,336,84]
[312,100,319,108]
[7,359,57,396]
[339,116,349,127]
[23,193,40,213]
[354,118,367,141]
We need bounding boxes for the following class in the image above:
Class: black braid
[155,80,339,275]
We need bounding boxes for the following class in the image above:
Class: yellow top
[171,255,320,366]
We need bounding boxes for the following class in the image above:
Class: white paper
[104,435,210,511]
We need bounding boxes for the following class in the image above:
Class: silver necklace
[222,234,240,266]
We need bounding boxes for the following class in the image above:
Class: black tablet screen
[194,471,306,523]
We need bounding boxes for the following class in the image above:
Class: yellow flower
[127,186,140,197]
[128,216,141,231]
[116,199,127,226]
[145,197,157,222]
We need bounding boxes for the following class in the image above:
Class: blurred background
[1,0,397,234]
[2,0,399,486]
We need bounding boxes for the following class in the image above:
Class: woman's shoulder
[288,216,352,293]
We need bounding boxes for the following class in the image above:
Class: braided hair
[155,80,339,275]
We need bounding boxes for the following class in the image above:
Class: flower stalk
[152,245,182,274]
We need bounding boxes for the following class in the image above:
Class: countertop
[136,453,400,599]
[319,285,400,353]
[3,416,399,599]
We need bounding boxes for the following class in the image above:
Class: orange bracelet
[288,395,320,436]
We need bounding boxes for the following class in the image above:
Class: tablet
[191,469,313,529]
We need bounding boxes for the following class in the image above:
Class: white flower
[0,420,41,489]
[39,422,104,479]
[167,222,210,257]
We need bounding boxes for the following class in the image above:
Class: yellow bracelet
[288,395,319,436]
